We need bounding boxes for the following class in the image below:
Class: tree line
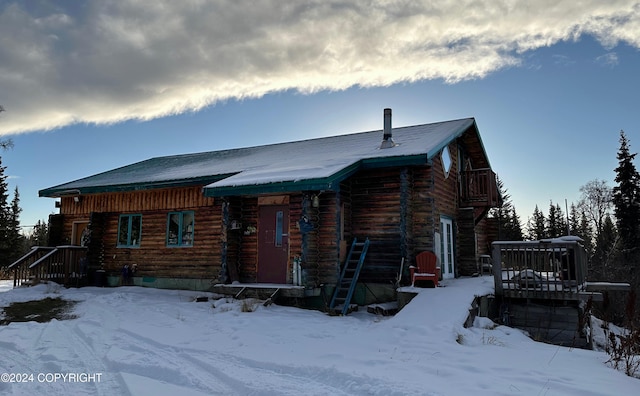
[493,130,639,323]
[0,106,48,276]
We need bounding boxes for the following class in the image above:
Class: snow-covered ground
[0,277,638,395]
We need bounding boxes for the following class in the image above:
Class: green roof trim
[39,175,233,197]
[360,154,427,169]
[203,154,427,197]
[425,119,475,159]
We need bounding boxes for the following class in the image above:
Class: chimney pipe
[380,108,395,149]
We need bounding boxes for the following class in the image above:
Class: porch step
[329,238,370,315]
[331,304,358,315]
[367,301,399,316]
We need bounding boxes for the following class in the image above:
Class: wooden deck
[8,246,88,288]
[492,239,593,302]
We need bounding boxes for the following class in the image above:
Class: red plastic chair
[410,251,440,287]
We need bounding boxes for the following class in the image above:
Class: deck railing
[492,239,588,301]
[459,168,501,207]
[8,247,55,287]
[8,246,88,287]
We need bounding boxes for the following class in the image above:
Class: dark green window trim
[167,211,195,247]
[117,214,142,248]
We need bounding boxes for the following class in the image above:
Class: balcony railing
[8,246,88,287]
[492,239,590,301]
[459,168,501,208]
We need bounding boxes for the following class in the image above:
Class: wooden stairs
[329,238,370,315]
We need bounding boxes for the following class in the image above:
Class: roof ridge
[149,117,476,161]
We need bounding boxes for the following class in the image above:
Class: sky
[1,1,640,232]
[1,277,639,395]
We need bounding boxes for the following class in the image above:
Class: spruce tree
[546,201,566,238]
[569,204,580,236]
[491,176,523,240]
[546,202,568,238]
[29,220,49,247]
[9,187,25,261]
[526,205,546,240]
[578,210,595,261]
[0,140,21,268]
[504,206,524,240]
[0,156,11,267]
[612,130,640,252]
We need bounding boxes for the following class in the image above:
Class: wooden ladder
[329,238,370,315]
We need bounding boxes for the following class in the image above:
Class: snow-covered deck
[492,238,594,301]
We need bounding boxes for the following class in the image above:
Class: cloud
[0,0,639,134]
[551,54,576,67]
[595,52,620,67]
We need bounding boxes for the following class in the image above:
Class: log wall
[299,192,340,285]
[236,197,258,282]
[226,194,307,284]
[432,144,459,220]
[57,187,223,280]
[349,168,403,282]
[60,186,214,214]
[100,206,222,279]
[409,166,436,257]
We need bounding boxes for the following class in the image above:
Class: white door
[440,217,455,279]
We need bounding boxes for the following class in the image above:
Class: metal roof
[39,117,485,197]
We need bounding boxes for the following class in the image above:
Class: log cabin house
[26,109,500,305]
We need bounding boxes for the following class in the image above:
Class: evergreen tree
[504,206,524,240]
[0,141,22,268]
[578,210,595,258]
[9,187,25,260]
[526,205,546,240]
[546,201,567,238]
[568,203,580,236]
[29,220,49,247]
[612,130,640,252]
[0,156,11,267]
[489,175,523,240]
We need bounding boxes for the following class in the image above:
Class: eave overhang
[39,175,233,198]
[203,154,427,197]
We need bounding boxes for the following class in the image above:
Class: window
[167,211,194,247]
[441,146,452,179]
[118,214,142,247]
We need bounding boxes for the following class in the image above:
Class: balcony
[459,168,501,208]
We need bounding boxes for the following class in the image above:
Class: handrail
[29,248,60,269]
[7,246,55,269]
[10,246,88,288]
[9,247,56,287]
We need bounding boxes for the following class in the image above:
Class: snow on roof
[40,118,478,197]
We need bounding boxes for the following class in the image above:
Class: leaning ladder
[329,238,370,315]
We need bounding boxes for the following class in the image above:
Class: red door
[257,205,289,283]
